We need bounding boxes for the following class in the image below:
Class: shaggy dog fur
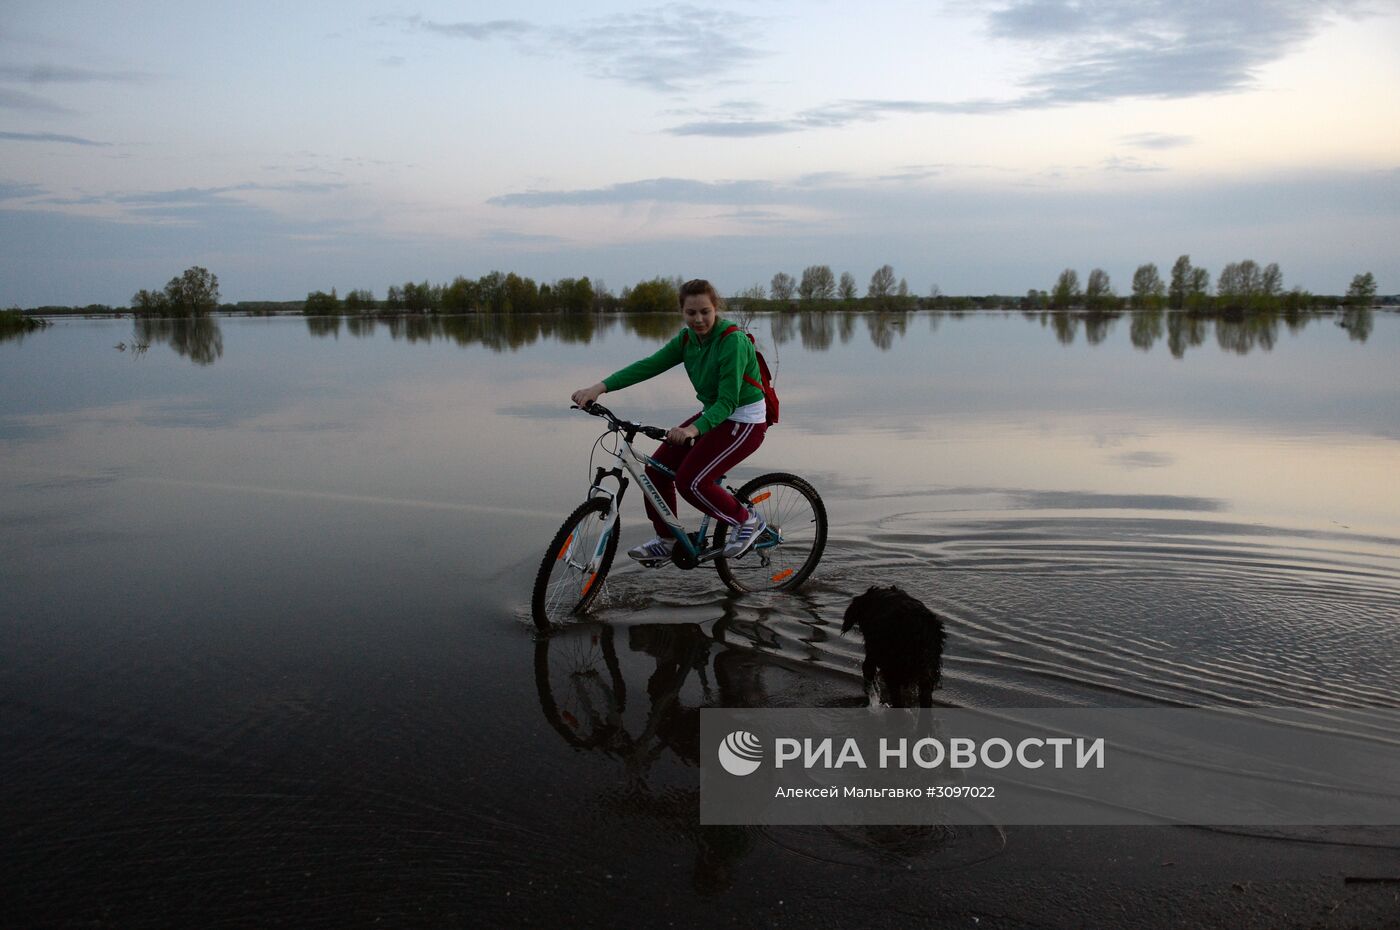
[841,585,946,707]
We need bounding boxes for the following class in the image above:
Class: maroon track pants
[643,413,767,535]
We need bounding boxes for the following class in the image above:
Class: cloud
[666,98,1018,136]
[0,64,154,84]
[0,87,71,113]
[0,180,44,201]
[488,177,783,208]
[0,130,109,146]
[877,166,945,182]
[667,1,1362,135]
[557,5,765,93]
[667,120,801,137]
[1121,132,1194,150]
[108,182,347,206]
[998,0,1361,104]
[36,181,348,213]
[479,228,567,245]
[1102,155,1165,173]
[409,17,535,40]
[1115,451,1175,469]
[382,4,766,93]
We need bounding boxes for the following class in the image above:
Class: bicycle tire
[532,497,619,629]
[713,472,827,594]
[534,622,628,749]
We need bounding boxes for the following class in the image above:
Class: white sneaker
[723,510,768,559]
[627,536,674,563]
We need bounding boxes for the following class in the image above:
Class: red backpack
[682,324,779,425]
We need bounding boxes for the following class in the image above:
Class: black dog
[841,586,946,708]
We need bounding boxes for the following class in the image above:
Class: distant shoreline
[16,303,1398,321]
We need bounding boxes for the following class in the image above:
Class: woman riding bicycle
[570,279,769,563]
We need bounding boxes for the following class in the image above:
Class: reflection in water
[865,311,910,351]
[133,316,224,365]
[1339,306,1374,341]
[1051,312,1078,345]
[1216,313,1279,355]
[770,313,796,346]
[1083,311,1115,346]
[289,307,1375,357]
[1167,311,1210,358]
[798,311,834,350]
[305,316,341,339]
[1129,308,1164,350]
[534,617,990,887]
[533,622,759,893]
[345,314,377,338]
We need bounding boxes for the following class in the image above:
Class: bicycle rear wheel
[714,472,827,594]
[532,497,618,629]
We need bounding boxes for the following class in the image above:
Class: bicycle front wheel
[714,472,827,594]
[532,497,618,630]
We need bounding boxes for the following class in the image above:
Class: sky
[1,0,1398,306]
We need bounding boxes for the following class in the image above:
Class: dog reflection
[841,585,946,708]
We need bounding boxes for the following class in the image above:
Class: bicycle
[531,403,828,630]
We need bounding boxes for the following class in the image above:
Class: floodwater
[3,309,1399,927]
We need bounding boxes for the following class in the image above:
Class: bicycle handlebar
[572,402,669,442]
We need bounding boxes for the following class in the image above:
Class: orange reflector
[562,710,579,729]
[581,572,598,597]
[556,533,574,560]
[771,568,794,583]
[751,492,771,504]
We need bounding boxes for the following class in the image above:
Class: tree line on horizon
[1040,257,1378,315]
[5,262,1385,318]
[300,262,1381,317]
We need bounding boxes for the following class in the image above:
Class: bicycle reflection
[533,610,993,885]
[533,620,762,891]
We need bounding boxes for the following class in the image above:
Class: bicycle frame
[586,430,716,563]
[566,404,787,580]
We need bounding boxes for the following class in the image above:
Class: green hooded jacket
[602,319,765,435]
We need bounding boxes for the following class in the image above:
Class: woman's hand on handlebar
[571,382,607,408]
[666,423,699,445]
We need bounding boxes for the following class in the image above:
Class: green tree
[1346,272,1377,307]
[131,288,167,314]
[623,277,679,314]
[1050,268,1081,309]
[1261,263,1283,300]
[867,264,896,299]
[401,280,434,313]
[798,265,836,301]
[770,272,796,301]
[1130,263,1165,310]
[440,276,477,312]
[344,289,375,312]
[303,287,341,315]
[503,273,540,313]
[1084,268,1114,310]
[165,266,221,316]
[477,272,507,312]
[132,266,221,316]
[1217,261,1268,312]
[384,285,404,311]
[1187,267,1211,312]
[1168,255,1192,310]
[552,276,595,313]
[838,272,857,301]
